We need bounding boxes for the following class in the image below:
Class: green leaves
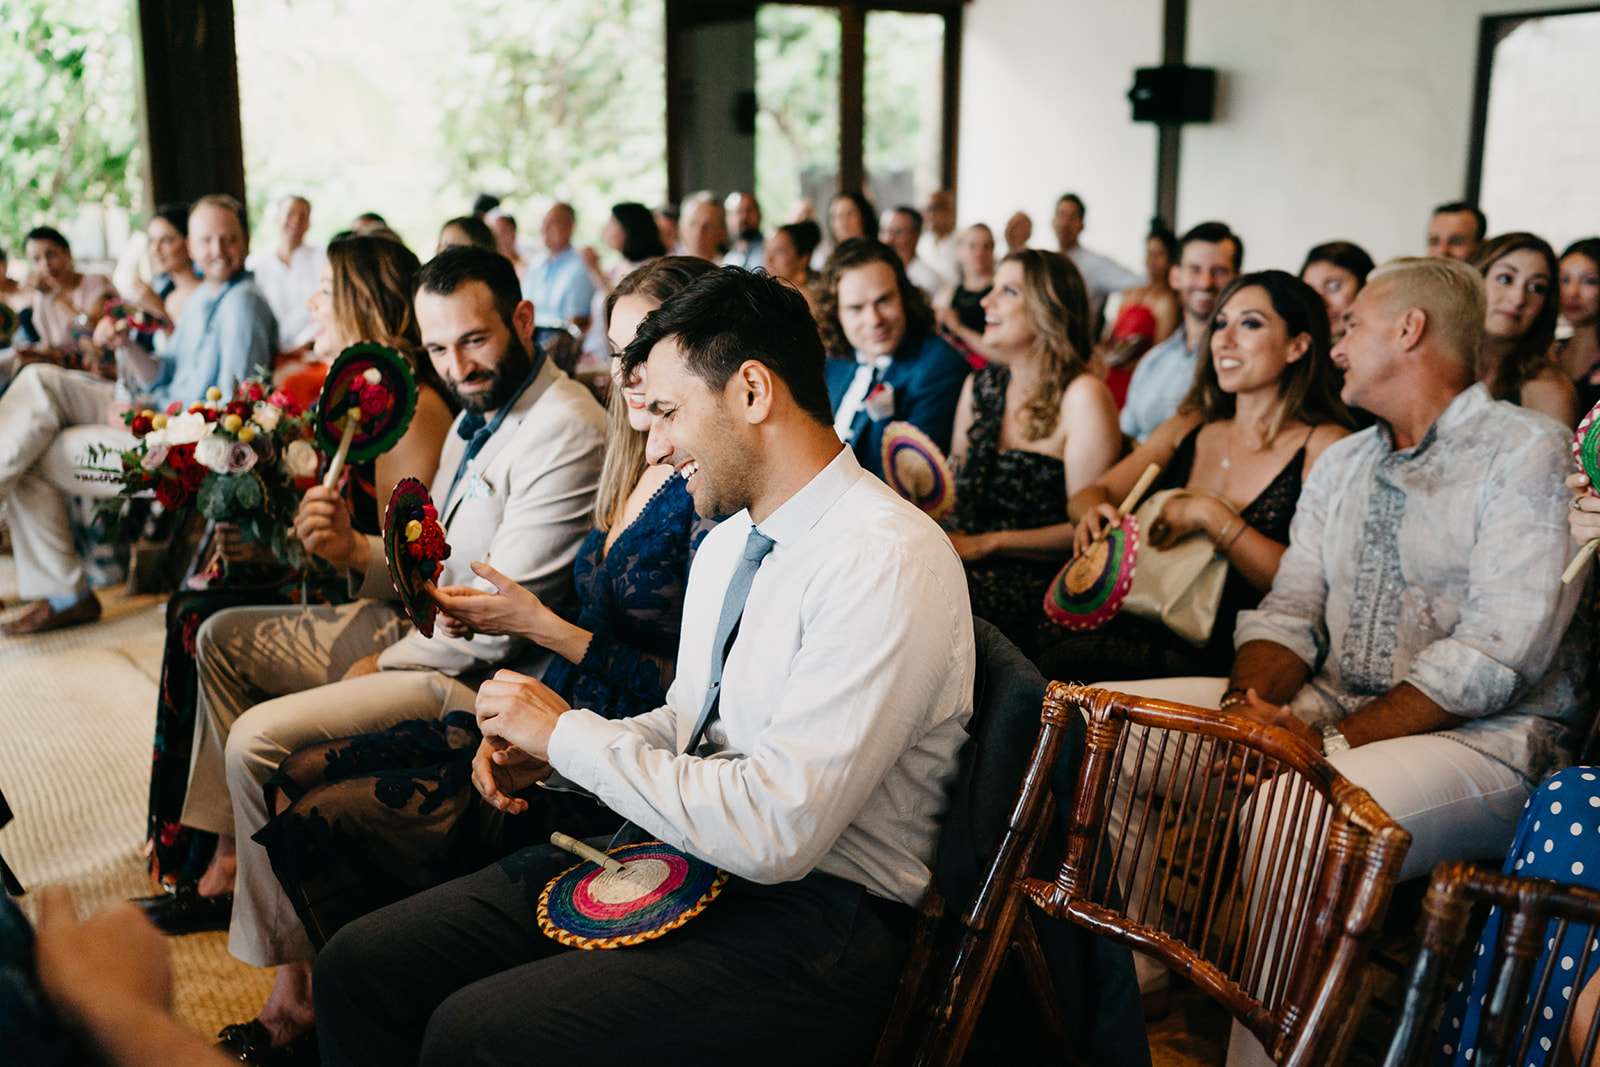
[0,0,140,253]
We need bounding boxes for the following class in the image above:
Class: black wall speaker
[1129,65,1217,124]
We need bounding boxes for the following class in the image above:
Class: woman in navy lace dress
[252,258,717,951]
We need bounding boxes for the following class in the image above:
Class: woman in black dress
[944,249,1121,657]
[1038,270,1352,682]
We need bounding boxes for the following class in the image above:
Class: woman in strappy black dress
[944,249,1122,657]
[1037,270,1354,682]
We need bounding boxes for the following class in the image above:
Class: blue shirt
[1119,325,1197,442]
[524,247,597,328]
[147,275,278,406]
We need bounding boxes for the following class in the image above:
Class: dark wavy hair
[24,226,70,252]
[829,190,879,243]
[611,202,667,263]
[1469,232,1560,402]
[1301,241,1375,288]
[1182,270,1353,439]
[815,238,934,358]
[778,221,822,263]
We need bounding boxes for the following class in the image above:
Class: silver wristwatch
[1319,722,1351,756]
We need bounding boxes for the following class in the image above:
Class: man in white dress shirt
[175,246,606,1053]
[244,195,323,351]
[1054,193,1142,327]
[314,266,976,1065]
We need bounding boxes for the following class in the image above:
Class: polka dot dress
[1437,767,1600,1066]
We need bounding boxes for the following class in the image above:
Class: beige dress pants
[0,364,132,600]
[181,602,478,967]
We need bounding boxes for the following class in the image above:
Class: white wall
[959,0,1564,278]
[956,0,1162,273]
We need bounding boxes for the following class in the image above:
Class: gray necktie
[685,526,776,756]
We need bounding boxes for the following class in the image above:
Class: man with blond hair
[1101,256,1590,1063]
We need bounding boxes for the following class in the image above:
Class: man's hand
[427,561,551,641]
[1225,688,1320,751]
[341,653,380,681]
[475,669,572,761]
[35,887,171,1028]
[295,485,368,571]
[470,737,552,813]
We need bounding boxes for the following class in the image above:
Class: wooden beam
[839,2,866,194]
[133,0,246,209]
[940,4,963,201]
[1154,0,1187,228]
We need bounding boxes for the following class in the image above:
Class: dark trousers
[313,839,911,1066]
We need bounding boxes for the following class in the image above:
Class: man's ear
[512,299,537,345]
[733,360,777,425]
[1396,307,1428,352]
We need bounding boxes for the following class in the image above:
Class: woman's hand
[92,315,129,349]
[427,560,551,641]
[947,531,999,562]
[1568,472,1600,547]
[1147,491,1231,551]
[1071,502,1122,556]
[214,522,275,564]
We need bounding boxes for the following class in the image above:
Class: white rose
[252,402,282,433]
[284,439,320,479]
[193,430,231,474]
[162,410,210,445]
[143,428,169,448]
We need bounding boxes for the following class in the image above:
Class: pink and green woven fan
[314,344,418,488]
[1044,516,1140,629]
[881,421,956,521]
[384,478,450,637]
[538,834,727,950]
[1564,400,1600,583]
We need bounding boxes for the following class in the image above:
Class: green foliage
[439,0,667,233]
[0,0,140,253]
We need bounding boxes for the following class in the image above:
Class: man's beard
[449,332,535,415]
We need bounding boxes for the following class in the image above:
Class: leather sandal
[1,595,101,636]
[216,1020,319,1065]
[141,886,233,935]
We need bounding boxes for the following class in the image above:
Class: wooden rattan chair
[1383,861,1600,1067]
[911,681,1411,1066]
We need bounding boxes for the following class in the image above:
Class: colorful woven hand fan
[315,344,418,487]
[1042,461,1161,629]
[1564,400,1600,583]
[101,298,172,337]
[0,303,19,345]
[881,421,956,521]
[383,478,450,637]
[1044,516,1141,629]
[538,834,727,950]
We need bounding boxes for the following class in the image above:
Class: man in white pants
[1101,257,1588,1065]
[0,195,276,634]
[176,246,606,1055]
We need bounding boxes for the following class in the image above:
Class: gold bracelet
[1214,516,1239,549]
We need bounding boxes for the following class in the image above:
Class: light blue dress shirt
[524,247,598,329]
[1119,326,1197,442]
[145,275,277,406]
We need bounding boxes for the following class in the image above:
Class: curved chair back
[1383,861,1600,1067]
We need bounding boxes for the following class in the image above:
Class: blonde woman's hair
[1366,256,1487,377]
[1003,249,1092,441]
[593,256,718,530]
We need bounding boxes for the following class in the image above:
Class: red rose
[358,383,390,418]
[165,401,183,416]
[167,443,196,471]
[130,414,153,436]
[245,382,266,401]
[227,400,252,420]
[155,478,187,510]
[181,463,205,491]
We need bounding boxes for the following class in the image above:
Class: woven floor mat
[0,554,272,1038]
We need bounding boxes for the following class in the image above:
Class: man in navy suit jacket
[820,239,971,480]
